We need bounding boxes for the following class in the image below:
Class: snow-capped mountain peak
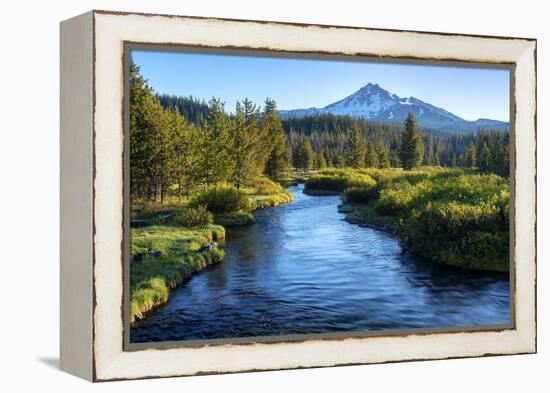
[278,83,508,132]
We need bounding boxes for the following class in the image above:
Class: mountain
[278,83,509,133]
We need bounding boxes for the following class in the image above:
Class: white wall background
[0,0,545,390]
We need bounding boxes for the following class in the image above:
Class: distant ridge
[278,83,509,133]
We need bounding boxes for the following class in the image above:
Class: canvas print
[128,49,511,344]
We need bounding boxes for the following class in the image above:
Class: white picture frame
[60,10,536,381]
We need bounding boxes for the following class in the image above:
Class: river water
[131,183,510,343]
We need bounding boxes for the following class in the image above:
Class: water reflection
[131,184,510,342]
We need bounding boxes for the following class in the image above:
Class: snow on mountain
[278,83,509,132]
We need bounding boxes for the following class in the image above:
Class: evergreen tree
[399,112,424,170]
[345,121,366,168]
[451,152,457,168]
[198,98,233,186]
[494,133,510,177]
[365,141,379,168]
[337,155,347,168]
[464,143,477,167]
[129,64,155,200]
[229,99,267,189]
[377,142,390,168]
[295,140,314,171]
[128,65,174,203]
[479,142,491,173]
[433,142,441,166]
[262,98,289,180]
[317,152,328,169]
[169,107,199,201]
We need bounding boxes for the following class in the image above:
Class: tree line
[284,113,509,176]
[157,87,510,177]
[132,65,510,204]
[130,65,290,203]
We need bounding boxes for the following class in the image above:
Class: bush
[255,177,284,195]
[305,170,376,194]
[325,167,510,271]
[401,200,509,271]
[305,175,348,192]
[345,173,376,189]
[173,205,213,227]
[253,190,293,208]
[214,212,255,226]
[191,185,253,214]
[375,181,420,215]
[344,187,376,203]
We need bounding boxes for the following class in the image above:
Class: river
[130,183,510,343]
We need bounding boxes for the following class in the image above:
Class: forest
[157,92,510,181]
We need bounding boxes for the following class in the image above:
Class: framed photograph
[60,10,537,381]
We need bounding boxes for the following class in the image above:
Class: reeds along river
[130,184,510,343]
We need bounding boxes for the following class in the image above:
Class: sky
[131,49,510,122]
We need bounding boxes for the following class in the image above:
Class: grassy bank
[130,176,293,322]
[131,176,293,226]
[130,224,225,322]
[305,167,509,272]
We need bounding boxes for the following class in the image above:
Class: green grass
[214,212,255,226]
[132,176,293,221]
[309,167,509,272]
[130,224,225,322]
[338,202,399,231]
[250,191,293,208]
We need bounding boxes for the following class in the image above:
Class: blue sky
[131,49,510,122]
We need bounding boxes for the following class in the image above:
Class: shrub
[214,212,255,226]
[191,185,253,214]
[375,181,421,215]
[326,167,510,271]
[345,173,376,189]
[253,190,293,208]
[255,177,284,195]
[344,187,376,203]
[173,205,213,227]
[305,170,376,193]
[210,248,225,263]
[305,175,347,192]
[401,198,509,271]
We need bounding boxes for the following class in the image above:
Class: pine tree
[479,142,491,173]
[262,98,289,180]
[198,98,233,186]
[337,154,347,168]
[377,142,390,168]
[295,140,314,171]
[464,143,477,167]
[399,112,424,170]
[346,121,366,168]
[229,99,267,189]
[365,141,379,168]
[317,152,328,169]
[169,107,199,201]
[433,142,441,166]
[451,152,457,168]
[129,65,176,202]
[129,64,154,200]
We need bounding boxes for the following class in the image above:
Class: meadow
[305,167,510,272]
